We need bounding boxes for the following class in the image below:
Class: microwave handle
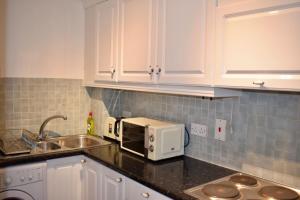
[144,125,150,149]
[114,117,124,137]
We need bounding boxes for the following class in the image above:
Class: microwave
[120,117,184,161]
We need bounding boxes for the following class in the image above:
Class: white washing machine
[0,162,46,200]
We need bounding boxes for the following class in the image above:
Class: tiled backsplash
[119,90,300,188]
[0,78,91,135]
[1,77,300,188]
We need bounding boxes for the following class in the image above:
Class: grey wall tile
[0,78,91,136]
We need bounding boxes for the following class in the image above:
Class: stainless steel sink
[29,134,110,153]
[36,141,61,151]
[50,135,111,149]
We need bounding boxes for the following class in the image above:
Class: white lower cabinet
[125,178,172,200]
[83,158,102,200]
[47,156,172,200]
[47,156,84,200]
[102,166,125,200]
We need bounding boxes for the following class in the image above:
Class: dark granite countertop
[0,143,236,200]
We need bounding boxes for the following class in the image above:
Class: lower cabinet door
[101,166,125,200]
[47,156,172,200]
[83,158,102,200]
[125,178,172,200]
[47,156,84,200]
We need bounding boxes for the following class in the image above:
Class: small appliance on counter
[0,129,32,155]
[103,116,124,141]
[120,117,184,161]
[184,173,300,200]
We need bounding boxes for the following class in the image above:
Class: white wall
[5,0,84,79]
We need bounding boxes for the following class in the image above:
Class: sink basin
[36,141,61,151]
[51,135,110,149]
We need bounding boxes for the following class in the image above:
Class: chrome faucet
[39,115,67,141]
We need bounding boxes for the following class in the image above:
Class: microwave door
[122,122,146,157]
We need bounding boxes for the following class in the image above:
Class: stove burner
[259,186,299,200]
[229,174,258,186]
[202,183,240,199]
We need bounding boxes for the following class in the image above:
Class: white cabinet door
[95,0,118,81]
[215,0,300,91]
[83,158,102,200]
[47,156,84,200]
[85,0,118,82]
[156,0,214,86]
[117,0,157,83]
[102,166,125,200]
[125,178,172,200]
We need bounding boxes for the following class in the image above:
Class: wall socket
[215,119,226,141]
[122,111,132,117]
[191,123,208,137]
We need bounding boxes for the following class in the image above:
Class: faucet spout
[38,115,67,141]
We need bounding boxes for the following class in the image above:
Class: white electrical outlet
[215,119,226,141]
[122,111,132,117]
[191,123,208,137]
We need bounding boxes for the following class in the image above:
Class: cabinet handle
[110,68,116,78]
[80,159,86,164]
[141,192,150,198]
[155,65,161,75]
[115,178,122,183]
[252,80,265,86]
[147,66,154,75]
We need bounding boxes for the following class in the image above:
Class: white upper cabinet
[215,0,300,91]
[118,0,214,85]
[83,0,241,96]
[156,0,213,85]
[85,0,118,82]
[95,0,118,81]
[117,0,157,83]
